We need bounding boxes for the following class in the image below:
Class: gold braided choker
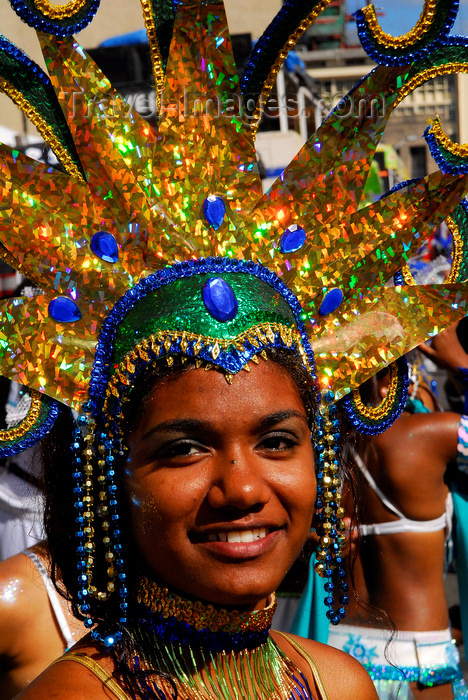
[135,576,277,635]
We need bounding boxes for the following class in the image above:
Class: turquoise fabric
[405,396,432,414]
[452,486,468,663]
[290,552,329,644]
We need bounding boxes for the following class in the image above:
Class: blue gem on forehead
[48,296,82,323]
[203,195,226,230]
[90,231,119,264]
[202,278,238,322]
[319,288,344,317]
[280,224,306,254]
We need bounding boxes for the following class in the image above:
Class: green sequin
[112,273,297,366]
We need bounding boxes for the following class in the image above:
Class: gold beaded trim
[106,322,311,395]
[249,0,333,136]
[427,117,468,158]
[34,0,88,19]
[140,0,165,109]
[395,63,468,107]
[136,577,277,633]
[0,79,85,183]
[360,0,437,50]
[399,212,463,286]
[401,264,415,286]
[446,214,464,283]
[351,362,399,420]
[79,416,120,604]
[0,391,42,442]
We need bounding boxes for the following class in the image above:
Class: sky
[346,1,468,38]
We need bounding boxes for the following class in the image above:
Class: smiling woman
[31,352,376,700]
[123,358,316,608]
[0,0,467,697]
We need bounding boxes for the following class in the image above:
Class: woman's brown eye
[158,441,205,458]
[260,435,296,451]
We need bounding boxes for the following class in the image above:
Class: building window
[410,146,427,178]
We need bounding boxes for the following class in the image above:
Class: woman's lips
[193,527,284,560]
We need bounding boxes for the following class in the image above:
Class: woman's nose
[207,454,271,511]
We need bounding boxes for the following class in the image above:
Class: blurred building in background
[0,0,466,184]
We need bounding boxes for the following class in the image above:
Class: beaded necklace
[127,577,315,700]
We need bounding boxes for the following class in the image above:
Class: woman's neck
[126,576,313,700]
[132,576,276,653]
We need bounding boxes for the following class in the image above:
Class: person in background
[320,325,468,699]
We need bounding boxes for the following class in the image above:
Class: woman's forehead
[134,361,307,434]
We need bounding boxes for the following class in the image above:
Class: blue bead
[203,195,226,230]
[90,230,119,263]
[318,288,344,317]
[202,277,238,322]
[49,296,82,323]
[279,224,306,254]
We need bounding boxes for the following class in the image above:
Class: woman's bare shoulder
[272,632,378,700]
[14,641,118,699]
[0,553,45,651]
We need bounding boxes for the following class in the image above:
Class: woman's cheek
[138,495,163,535]
[125,475,163,536]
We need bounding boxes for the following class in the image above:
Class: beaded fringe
[130,627,314,700]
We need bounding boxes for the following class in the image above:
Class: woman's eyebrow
[141,411,308,442]
[256,410,309,432]
[141,418,209,441]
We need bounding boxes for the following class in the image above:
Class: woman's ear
[378,385,388,400]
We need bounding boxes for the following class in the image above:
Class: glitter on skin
[0,577,22,604]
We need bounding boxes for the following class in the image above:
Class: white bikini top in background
[23,549,76,650]
[352,449,452,538]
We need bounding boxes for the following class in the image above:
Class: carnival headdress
[0,0,467,635]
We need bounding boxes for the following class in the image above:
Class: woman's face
[125,359,316,608]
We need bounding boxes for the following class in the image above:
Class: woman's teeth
[207,528,268,543]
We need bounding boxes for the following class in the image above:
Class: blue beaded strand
[354,2,458,66]
[0,396,61,458]
[314,394,348,625]
[72,417,91,623]
[424,126,468,175]
[0,35,51,88]
[72,411,128,647]
[341,357,409,436]
[9,0,101,36]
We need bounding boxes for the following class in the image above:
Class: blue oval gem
[90,230,119,263]
[202,278,238,323]
[203,195,226,230]
[319,288,344,317]
[280,224,306,253]
[48,296,82,323]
